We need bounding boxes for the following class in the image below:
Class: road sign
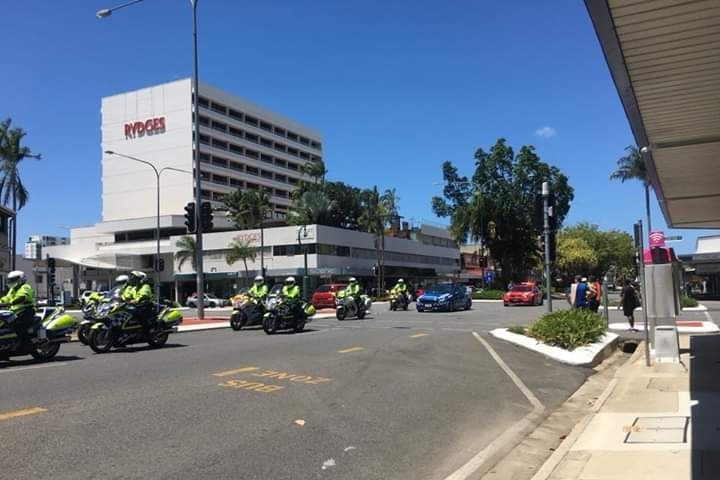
[664,235,683,242]
[484,271,494,284]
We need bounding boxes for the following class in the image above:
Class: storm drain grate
[624,416,689,444]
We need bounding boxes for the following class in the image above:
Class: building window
[287,132,298,142]
[287,162,298,171]
[287,147,299,157]
[212,156,228,168]
[245,149,259,159]
[246,182,259,190]
[200,189,211,199]
[299,136,310,146]
[229,143,243,155]
[245,115,258,127]
[275,189,288,198]
[287,176,298,185]
[229,126,244,138]
[198,96,210,108]
[230,178,243,188]
[199,134,210,145]
[246,166,259,176]
[199,152,211,163]
[311,141,321,150]
[274,126,286,137]
[245,133,259,143]
[260,138,273,148]
[228,161,243,172]
[211,174,227,185]
[210,101,227,115]
[274,143,286,153]
[199,115,210,126]
[260,121,273,132]
[212,138,227,150]
[299,151,310,160]
[200,171,210,180]
[229,108,243,121]
[211,121,227,133]
[275,174,287,183]
[275,159,287,168]
[261,153,274,164]
[261,170,273,180]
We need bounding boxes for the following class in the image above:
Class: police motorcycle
[77,291,113,345]
[389,290,409,311]
[262,296,315,335]
[87,300,183,353]
[334,289,372,320]
[0,305,77,362]
[229,293,266,331]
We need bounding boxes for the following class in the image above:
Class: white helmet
[398,278,405,283]
[131,270,148,282]
[349,277,357,283]
[7,270,25,285]
[284,276,296,285]
[254,275,264,283]
[115,274,129,285]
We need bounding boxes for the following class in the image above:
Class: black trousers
[13,309,36,343]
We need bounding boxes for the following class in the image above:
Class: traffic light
[372,264,378,276]
[548,231,556,263]
[184,202,196,233]
[200,201,213,232]
[47,257,56,285]
[158,258,165,272]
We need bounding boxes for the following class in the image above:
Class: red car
[503,283,544,306]
[311,284,347,309]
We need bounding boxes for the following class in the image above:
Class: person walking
[574,277,590,309]
[588,275,601,312]
[620,279,640,331]
[567,275,580,308]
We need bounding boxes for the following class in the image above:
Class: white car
[185,294,228,308]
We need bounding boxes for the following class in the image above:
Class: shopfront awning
[586,0,720,228]
[51,254,124,270]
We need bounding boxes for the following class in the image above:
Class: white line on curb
[441,333,545,480]
[472,332,543,410]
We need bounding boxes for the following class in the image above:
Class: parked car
[503,282,543,306]
[416,283,470,312]
[311,283,347,309]
[186,293,229,308]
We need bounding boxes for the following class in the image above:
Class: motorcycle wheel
[89,328,114,354]
[403,303,408,311]
[230,311,245,331]
[77,324,92,345]
[294,317,306,333]
[148,331,169,347]
[336,307,346,321]
[357,309,366,320]
[390,302,395,311]
[30,341,60,361]
[263,314,278,335]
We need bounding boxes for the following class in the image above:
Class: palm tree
[175,235,198,271]
[301,159,327,183]
[610,145,652,232]
[222,189,270,229]
[0,118,41,269]
[226,238,257,279]
[287,190,334,225]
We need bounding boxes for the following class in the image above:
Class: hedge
[681,295,698,308]
[526,309,607,351]
[472,289,505,300]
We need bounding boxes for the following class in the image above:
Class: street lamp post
[105,151,191,306]
[97,0,206,319]
[297,225,309,300]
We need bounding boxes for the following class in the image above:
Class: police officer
[391,278,409,306]
[280,276,302,319]
[111,274,134,302]
[248,275,269,303]
[127,271,154,333]
[344,277,362,312]
[0,271,36,343]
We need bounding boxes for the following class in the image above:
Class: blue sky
[0,0,713,254]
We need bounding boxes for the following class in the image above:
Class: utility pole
[634,221,650,367]
[542,182,553,313]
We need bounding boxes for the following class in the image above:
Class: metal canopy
[586,0,720,228]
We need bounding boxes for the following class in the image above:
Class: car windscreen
[316,285,331,292]
[510,286,533,292]
[425,284,453,294]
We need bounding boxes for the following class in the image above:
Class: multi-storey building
[24,235,70,261]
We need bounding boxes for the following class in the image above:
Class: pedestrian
[567,275,581,308]
[575,277,590,309]
[620,279,639,331]
[588,275,601,312]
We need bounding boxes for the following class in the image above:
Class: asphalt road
[1,302,592,480]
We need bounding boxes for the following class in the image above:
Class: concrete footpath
[527,332,720,480]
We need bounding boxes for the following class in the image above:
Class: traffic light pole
[191,0,205,320]
[542,182,552,313]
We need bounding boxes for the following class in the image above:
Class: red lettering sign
[124,116,166,139]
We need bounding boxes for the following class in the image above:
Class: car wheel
[539,296,544,306]
[188,302,195,308]
[503,303,509,307]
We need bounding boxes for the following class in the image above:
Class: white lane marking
[472,332,543,411]
[0,362,68,374]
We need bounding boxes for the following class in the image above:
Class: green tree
[0,118,41,269]
[222,189,271,229]
[226,238,257,279]
[381,188,400,227]
[559,223,634,278]
[301,159,327,183]
[323,181,365,230]
[610,145,652,232]
[556,237,598,277]
[287,189,334,225]
[174,235,198,271]
[432,138,574,283]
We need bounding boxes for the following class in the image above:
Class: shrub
[473,289,505,300]
[527,309,607,351]
[681,295,698,308]
[507,325,528,335]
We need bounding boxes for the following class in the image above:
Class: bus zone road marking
[338,346,364,353]
[213,366,333,394]
[0,407,47,422]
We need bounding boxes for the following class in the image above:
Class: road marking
[218,379,285,393]
[0,362,68,374]
[0,407,47,422]
[472,332,543,410]
[338,346,364,353]
[212,366,259,377]
[410,333,429,338]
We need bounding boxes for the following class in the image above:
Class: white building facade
[24,235,70,261]
[45,79,460,301]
